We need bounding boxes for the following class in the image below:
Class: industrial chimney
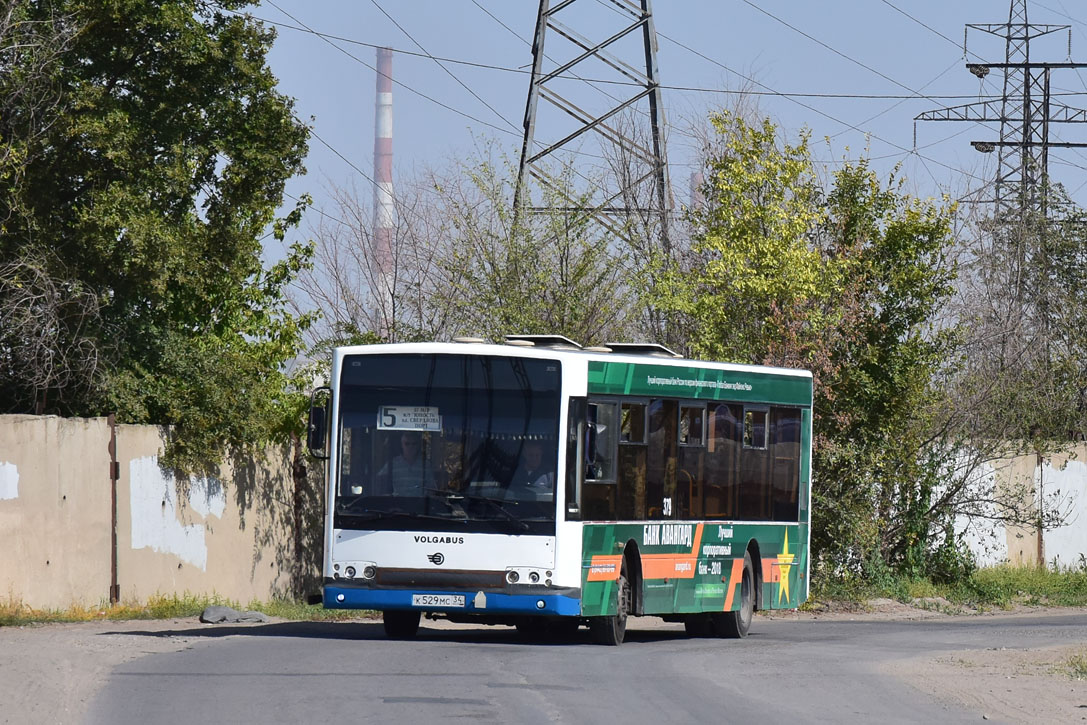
[374,47,394,337]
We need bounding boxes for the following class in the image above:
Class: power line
[654,26,989,184]
[739,0,919,96]
[880,0,982,61]
[241,10,1087,101]
[831,57,963,140]
[367,0,520,133]
[261,3,998,194]
[470,0,650,121]
[263,1,519,139]
[260,2,615,171]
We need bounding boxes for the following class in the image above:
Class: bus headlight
[362,566,377,580]
[529,571,540,583]
[506,570,520,584]
[344,566,356,579]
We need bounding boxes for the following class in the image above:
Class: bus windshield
[334,353,561,535]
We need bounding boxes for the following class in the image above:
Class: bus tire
[716,551,754,639]
[383,610,421,639]
[591,560,630,646]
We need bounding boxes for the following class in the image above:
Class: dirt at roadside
[0,618,241,725]
[888,643,1087,724]
[767,599,1087,724]
[1,602,1085,725]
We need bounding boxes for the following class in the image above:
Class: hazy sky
[253,0,1087,253]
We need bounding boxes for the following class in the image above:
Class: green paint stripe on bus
[587,361,812,406]
[580,521,807,617]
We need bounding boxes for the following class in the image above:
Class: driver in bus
[506,440,554,500]
[377,431,431,496]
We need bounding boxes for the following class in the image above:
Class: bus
[307,335,812,645]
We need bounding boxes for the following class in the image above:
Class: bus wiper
[445,491,529,533]
[423,488,468,519]
[336,507,452,523]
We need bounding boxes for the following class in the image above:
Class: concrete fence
[0,415,318,610]
[958,443,1087,569]
[1,415,1084,609]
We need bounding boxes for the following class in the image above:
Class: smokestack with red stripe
[374,47,394,337]
[690,171,704,211]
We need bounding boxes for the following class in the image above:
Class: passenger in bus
[377,431,431,496]
[506,440,554,500]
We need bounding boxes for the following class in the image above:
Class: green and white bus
[307,336,812,645]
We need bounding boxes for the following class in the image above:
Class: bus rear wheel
[591,561,630,646]
[383,610,421,639]
[715,551,754,638]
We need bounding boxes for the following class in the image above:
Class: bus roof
[332,340,813,380]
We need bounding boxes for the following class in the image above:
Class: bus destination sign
[378,406,442,431]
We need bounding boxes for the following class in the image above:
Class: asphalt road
[84,612,1087,724]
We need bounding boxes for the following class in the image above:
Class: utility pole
[916,0,1087,223]
[513,0,672,251]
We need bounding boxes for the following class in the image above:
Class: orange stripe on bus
[723,557,744,611]
[586,555,623,581]
[762,557,779,583]
[641,523,704,580]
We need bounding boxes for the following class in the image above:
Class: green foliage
[439,148,634,345]
[660,112,960,580]
[808,564,1087,610]
[1,0,312,470]
[958,564,1087,608]
[662,113,833,364]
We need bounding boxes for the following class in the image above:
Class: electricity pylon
[916,0,1087,222]
[513,0,672,250]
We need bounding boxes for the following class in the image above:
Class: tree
[657,112,974,579]
[953,188,1087,444]
[0,0,312,471]
[444,149,635,344]
[294,139,638,350]
[0,0,75,225]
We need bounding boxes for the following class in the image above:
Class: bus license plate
[411,594,465,608]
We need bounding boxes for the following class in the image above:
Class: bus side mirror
[307,386,331,459]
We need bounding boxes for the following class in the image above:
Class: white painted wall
[958,446,1087,569]
[955,459,1008,567]
[1041,459,1087,569]
[0,461,17,500]
[129,456,210,570]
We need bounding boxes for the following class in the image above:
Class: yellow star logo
[777,530,795,605]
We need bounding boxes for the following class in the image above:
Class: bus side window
[586,401,618,482]
[565,397,587,520]
[770,407,801,521]
[582,401,618,520]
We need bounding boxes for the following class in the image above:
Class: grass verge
[0,593,373,627]
[1068,652,1087,680]
[808,564,1087,611]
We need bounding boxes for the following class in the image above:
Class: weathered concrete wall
[960,443,1087,569]
[1039,448,1087,569]
[0,415,303,609]
[0,416,112,608]
[3,414,1083,608]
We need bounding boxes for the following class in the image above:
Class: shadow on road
[99,619,699,647]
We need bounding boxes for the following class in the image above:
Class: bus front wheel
[383,610,421,639]
[715,550,754,638]
[591,561,630,646]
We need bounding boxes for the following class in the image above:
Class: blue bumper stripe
[324,587,581,617]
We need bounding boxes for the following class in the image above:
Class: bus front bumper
[323,585,581,616]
